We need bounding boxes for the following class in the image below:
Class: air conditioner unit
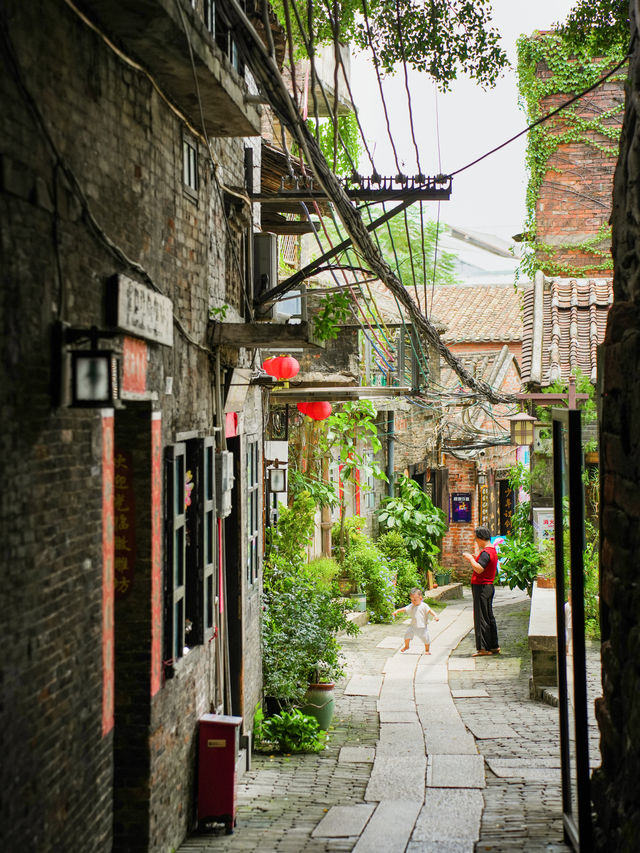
[253,232,278,297]
[215,451,234,518]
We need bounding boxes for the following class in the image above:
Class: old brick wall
[0,2,263,851]
[440,456,479,580]
[590,7,640,844]
[535,75,624,275]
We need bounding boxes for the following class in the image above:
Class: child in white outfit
[393,587,440,654]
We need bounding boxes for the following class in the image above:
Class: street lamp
[508,412,537,446]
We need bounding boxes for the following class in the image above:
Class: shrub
[253,706,326,754]
[306,556,340,594]
[496,536,543,595]
[377,475,447,572]
[376,531,422,606]
[335,521,395,623]
[262,493,357,703]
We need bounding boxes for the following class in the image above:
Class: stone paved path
[179,587,601,853]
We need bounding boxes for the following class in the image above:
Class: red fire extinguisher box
[197,714,243,833]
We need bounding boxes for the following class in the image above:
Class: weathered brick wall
[535,75,624,275]
[590,9,640,842]
[440,456,478,581]
[0,2,263,851]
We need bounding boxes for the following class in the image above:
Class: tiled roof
[428,284,524,343]
[521,276,613,385]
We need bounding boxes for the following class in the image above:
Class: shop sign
[108,274,173,346]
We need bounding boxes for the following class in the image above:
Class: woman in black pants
[462,526,500,656]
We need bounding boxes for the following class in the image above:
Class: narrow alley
[179,589,601,853]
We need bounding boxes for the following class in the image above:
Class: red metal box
[197,714,243,833]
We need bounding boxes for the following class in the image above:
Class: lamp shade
[262,355,300,380]
[509,412,536,446]
[71,349,119,406]
[306,401,332,421]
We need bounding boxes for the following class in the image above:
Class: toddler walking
[393,587,440,654]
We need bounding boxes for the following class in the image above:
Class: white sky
[350,0,578,242]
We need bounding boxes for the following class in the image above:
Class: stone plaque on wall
[108,274,173,346]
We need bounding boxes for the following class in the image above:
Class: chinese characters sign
[114,450,136,599]
[451,492,472,523]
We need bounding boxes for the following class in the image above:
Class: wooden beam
[261,221,317,235]
[271,385,414,402]
[210,321,324,348]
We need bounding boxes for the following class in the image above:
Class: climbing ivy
[516,33,627,278]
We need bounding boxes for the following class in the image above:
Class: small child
[393,587,440,654]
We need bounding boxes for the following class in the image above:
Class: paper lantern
[262,355,300,380]
[306,401,332,421]
[297,402,310,415]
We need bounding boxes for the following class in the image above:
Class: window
[246,439,259,585]
[363,451,376,510]
[165,438,218,663]
[204,0,215,36]
[166,444,187,662]
[183,136,198,196]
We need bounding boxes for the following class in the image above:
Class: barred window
[247,439,260,585]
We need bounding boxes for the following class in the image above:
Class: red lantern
[262,355,300,380]
[297,402,310,415]
[306,401,332,421]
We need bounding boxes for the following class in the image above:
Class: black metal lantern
[70,349,119,406]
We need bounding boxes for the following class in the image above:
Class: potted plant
[261,493,357,719]
[434,565,452,586]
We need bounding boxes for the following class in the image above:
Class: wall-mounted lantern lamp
[508,412,536,446]
[477,470,487,487]
[267,466,287,493]
[52,322,119,408]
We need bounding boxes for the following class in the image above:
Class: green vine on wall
[516,33,627,278]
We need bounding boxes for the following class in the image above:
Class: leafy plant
[288,469,338,509]
[377,475,447,573]
[262,493,357,703]
[496,537,543,595]
[253,706,326,754]
[323,400,387,557]
[376,531,421,607]
[312,292,352,341]
[208,303,228,321]
[334,519,395,622]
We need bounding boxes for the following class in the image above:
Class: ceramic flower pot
[299,682,335,731]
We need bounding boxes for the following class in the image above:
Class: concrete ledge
[528,582,557,696]
[426,582,463,602]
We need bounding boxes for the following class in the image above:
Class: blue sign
[451,492,472,523]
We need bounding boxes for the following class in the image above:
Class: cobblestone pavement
[449,593,601,852]
[179,588,602,853]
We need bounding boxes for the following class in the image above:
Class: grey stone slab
[311,803,376,837]
[344,675,383,696]
[377,722,424,751]
[485,758,561,781]
[427,754,485,788]
[365,752,426,803]
[338,746,376,763]
[411,789,484,843]
[377,699,415,713]
[466,722,519,739]
[451,688,490,698]
[379,710,419,723]
[407,843,475,853]
[424,727,478,756]
[448,657,476,670]
[353,800,422,853]
[377,636,405,648]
